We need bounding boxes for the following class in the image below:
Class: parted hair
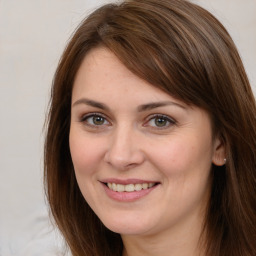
[44,0,256,255]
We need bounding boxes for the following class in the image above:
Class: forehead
[72,47,181,104]
[74,47,138,89]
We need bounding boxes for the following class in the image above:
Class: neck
[121,213,206,256]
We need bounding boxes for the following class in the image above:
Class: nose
[104,125,145,170]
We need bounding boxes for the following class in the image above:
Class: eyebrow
[137,101,186,112]
[72,98,110,111]
[72,98,186,111]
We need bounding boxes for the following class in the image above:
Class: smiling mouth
[105,182,158,192]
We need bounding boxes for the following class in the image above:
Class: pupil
[155,118,166,127]
[93,116,104,125]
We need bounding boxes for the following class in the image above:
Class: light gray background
[0,0,255,255]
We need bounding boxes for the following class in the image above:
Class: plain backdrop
[0,0,255,255]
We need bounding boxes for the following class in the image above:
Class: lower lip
[102,183,158,202]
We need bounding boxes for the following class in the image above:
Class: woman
[44,0,256,255]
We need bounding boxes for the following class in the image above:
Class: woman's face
[69,47,224,236]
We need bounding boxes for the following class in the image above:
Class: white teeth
[142,183,148,189]
[112,183,117,191]
[134,184,142,191]
[107,182,156,192]
[125,184,135,192]
[149,183,154,188]
[117,184,125,192]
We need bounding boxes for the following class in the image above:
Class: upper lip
[100,178,160,185]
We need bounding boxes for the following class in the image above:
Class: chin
[106,225,150,236]
[100,214,155,236]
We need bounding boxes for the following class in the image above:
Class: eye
[145,115,175,129]
[81,113,110,127]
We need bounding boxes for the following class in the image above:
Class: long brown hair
[44,0,256,255]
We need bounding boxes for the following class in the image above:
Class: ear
[212,135,226,166]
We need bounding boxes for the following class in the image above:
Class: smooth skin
[69,47,225,256]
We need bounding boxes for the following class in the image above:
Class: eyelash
[80,113,110,128]
[144,114,176,129]
[80,113,176,130]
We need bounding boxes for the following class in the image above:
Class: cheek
[149,136,213,218]
[69,131,105,205]
[152,142,192,171]
[69,131,104,176]
[149,135,213,176]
